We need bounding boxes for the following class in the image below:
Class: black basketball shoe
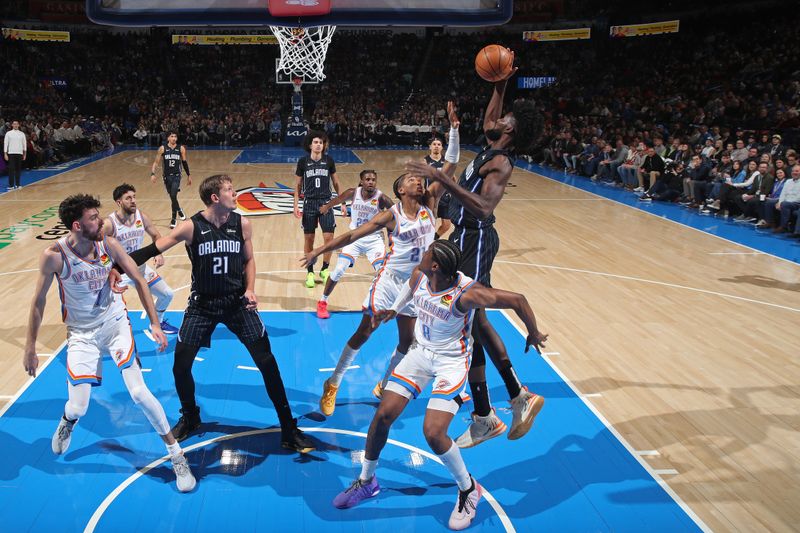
[171,407,201,442]
[281,419,315,453]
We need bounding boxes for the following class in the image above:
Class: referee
[126,174,315,453]
[3,120,26,190]
[293,130,341,288]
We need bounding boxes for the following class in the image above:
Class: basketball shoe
[333,476,381,509]
[159,320,179,335]
[448,477,482,530]
[455,408,507,448]
[171,406,201,442]
[281,419,315,453]
[171,453,197,493]
[508,387,545,440]
[316,300,330,319]
[52,416,76,454]
[320,378,339,416]
[305,272,316,288]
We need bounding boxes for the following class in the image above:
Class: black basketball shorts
[178,292,266,348]
[437,192,452,220]
[163,174,181,196]
[302,198,336,234]
[449,224,499,287]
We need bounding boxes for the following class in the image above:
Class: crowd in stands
[2,12,798,235]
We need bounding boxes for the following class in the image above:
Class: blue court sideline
[0,310,701,532]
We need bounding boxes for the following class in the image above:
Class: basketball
[474,44,514,82]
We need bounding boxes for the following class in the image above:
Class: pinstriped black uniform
[296,154,337,233]
[179,212,265,347]
[425,154,452,220]
[447,147,514,287]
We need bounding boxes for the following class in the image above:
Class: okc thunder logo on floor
[236,182,344,217]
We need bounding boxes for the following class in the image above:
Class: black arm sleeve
[182,160,190,174]
[113,242,162,273]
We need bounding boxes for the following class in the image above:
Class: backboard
[87,0,514,27]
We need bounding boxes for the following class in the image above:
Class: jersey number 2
[213,256,228,274]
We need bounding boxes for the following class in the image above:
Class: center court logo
[236,182,344,217]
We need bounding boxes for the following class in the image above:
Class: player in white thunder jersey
[104,183,178,334]
[302,172,445,416]
[332,239,548,529]
[22,194,196,493]
[314,170,393,319]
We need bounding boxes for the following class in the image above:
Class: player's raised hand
[371,309,397,329]
[23,349,39,377]
[447,101,460,129]
[498,49,518,81]
[525,330,548,354]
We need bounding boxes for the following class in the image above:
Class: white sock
[320,294,329,302]
[380,348,406,388]
[330,344,359,386]
[439,440,472,491]
[360,458,378,481]
[166,441,182,458]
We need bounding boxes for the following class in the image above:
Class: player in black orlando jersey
[151,132,192,229]
[293,130,341,288]
[124,174,314,452]
[407,66,547,450]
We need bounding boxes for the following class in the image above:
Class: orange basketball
[475,44,514,82]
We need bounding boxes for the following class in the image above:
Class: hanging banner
[171,34,277,45]
[2,28,70,42]
[610,20,679,38]
[523,28,590,42]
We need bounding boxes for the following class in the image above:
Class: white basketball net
[270,25,336,81]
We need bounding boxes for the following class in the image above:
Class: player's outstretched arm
[23,247,61,377]
[140,210,165,268]
[405,159,510,220]
[320,187,355,215]
[300,209,395,268]
[457,285,548,353]
[105,237,167,351]
[442,100,461,178]
[483,50,517,133]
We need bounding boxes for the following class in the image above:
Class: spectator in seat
[756,167,788,229]
[734,162,773,222]
[772,164,800,234]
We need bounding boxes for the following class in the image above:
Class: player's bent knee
[66,399,89,419]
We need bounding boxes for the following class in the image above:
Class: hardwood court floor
[1,147,798,532]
